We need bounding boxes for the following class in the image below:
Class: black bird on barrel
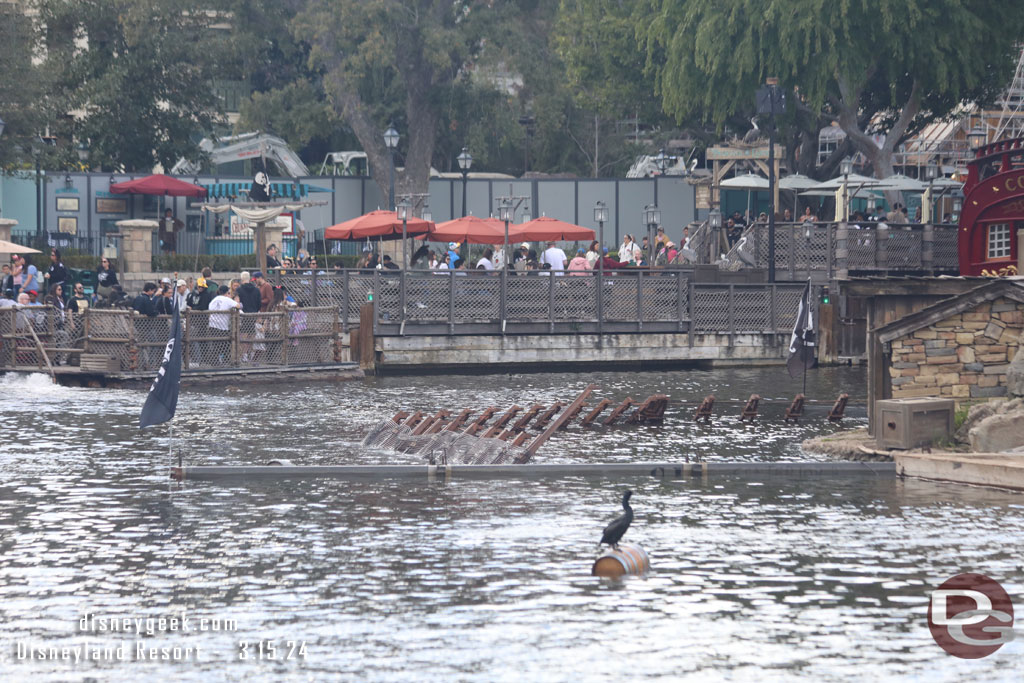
[598,490,633,550]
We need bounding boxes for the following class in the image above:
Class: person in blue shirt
[447,242,460,267]
[22,262,40,294]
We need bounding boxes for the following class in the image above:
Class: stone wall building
[877,280,1024,402]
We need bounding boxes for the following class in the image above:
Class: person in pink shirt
[567,248,590,275]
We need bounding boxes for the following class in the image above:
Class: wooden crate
[80,353,120,373]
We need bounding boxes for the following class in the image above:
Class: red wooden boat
[959,137,1024,276]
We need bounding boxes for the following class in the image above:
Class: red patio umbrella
[323,210,432,240]
[109,173,207,198]
[422,215,526,245]
[517,215,595,241]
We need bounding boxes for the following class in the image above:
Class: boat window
[986,223,1012,259]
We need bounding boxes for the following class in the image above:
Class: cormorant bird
[598,490,633,550]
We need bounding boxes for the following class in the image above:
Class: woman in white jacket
[618,234,641,265]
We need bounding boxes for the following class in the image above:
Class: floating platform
[893,451,1024,492]
[2,363,363,388]
[171,461,895,482]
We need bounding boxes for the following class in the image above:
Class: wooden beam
[464,406,498,435]
[511,404,544,431]
[603,398,635,426]
[581,399,612,426]
[559,402,587,429]
[523,384,596,458]
[534,402,565,429]
[444,409,474,432]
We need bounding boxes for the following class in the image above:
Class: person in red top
[253,271,273,312]
[593,247,627,270]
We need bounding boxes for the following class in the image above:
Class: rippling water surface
[1,368,1022,681]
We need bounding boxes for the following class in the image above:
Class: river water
[1,367,1022,680]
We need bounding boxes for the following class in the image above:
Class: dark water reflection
[1,369,1022,680]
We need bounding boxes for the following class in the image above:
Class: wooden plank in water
[739,394,760,423]
[403,411,424,429]
[559,401,587,429]
[828,393,850,422]
[464,406,498,435]
[603,398,634,426]
[626,394,669,425]
[694,395,715,424]
[524,384,596,458]
[511,404,543,432]
[784,394,805,424]
[534,402,565,430]
[444,409,474,432]
[581,399,612,426]
[483,405,521,437]
[413,410,449,435]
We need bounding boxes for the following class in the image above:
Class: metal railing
[723,221,960,278]
[0,306,341,373]
[268,268,806,338]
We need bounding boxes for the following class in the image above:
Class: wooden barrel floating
[591,543,650,578]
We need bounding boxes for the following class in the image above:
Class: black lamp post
[840,156,853,223]
[457,147,472,217]
[396,198,411,269]
[383,123,399,210]
[643,204,660,265]
[756,77,784,283]
[967,126,987,151]
[709,208,722,260]
[498,198,513,270]
[924,161,938,223]
[594,200,608,273]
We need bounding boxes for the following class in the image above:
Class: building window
[987,223,1011,259]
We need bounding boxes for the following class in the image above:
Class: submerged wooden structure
[358,384,669,465]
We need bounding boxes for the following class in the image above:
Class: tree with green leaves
[638,0,1024,178]
[0,3,52,172]
[295,0,530,202]
[34,0,227,172]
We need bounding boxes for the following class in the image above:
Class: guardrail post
[676,272,685,332]
[728,284,735,345]
[373,270,380,336]
[787,225,796,280]
[448,270,455,335]
[835,223,849,279]
[312,268,319,306]
[399,270,407,336]
[754,224,763,267]
[548,272,555,333]
[922,223,935,272]
[231,309,239,367]
[342,269,350,333]
[688,280,695,347]
[500,268,507,334]
[636,270,644,332]
[876,223,889,271]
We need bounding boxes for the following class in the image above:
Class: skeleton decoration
[249,172,271,202]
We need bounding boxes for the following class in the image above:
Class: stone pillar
[0,218,18,262]
[922,223,935,272]
[116,219,158,274]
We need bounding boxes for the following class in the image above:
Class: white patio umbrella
[720,174,768,220]
[874,174,929,192]
[778,174,819,218]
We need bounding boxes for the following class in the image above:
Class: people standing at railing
[207,285,239,365]
[186,278,214,311]
[237,272,261,313]
[801,206,817,223]
[200,266,217,293]
[10,255,25,296]
[96,257,118,299]
[174,279,188,312]
[381,255,400,270]
[43,284,71,365]
[411,245,431,270]
[568,248,590,274]
[782,208,793,222]
[619,235,641,266]
[594,248,627,271]
[266,244,282,269]
[1,263,13,299]
[155,282,176,315]
[21,258,40,297]
[253,271,273,312]
[447,242,460,267]
[428,250,440,269]
[436,253,450,270]
[540,240,567,274]
[885,203,902,224]
[513,243,530,270]
[476,248,495,271]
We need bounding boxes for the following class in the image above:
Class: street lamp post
[383,123,399,210]
[756,78,784,283]
[396,198,411,269]
[923,161,938,224]
[594,200,609,331]
[498,198,513,327]
[642,204,660,265]
[840,156,853,223]
[709,208,723,261]
[457,147,472,217]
